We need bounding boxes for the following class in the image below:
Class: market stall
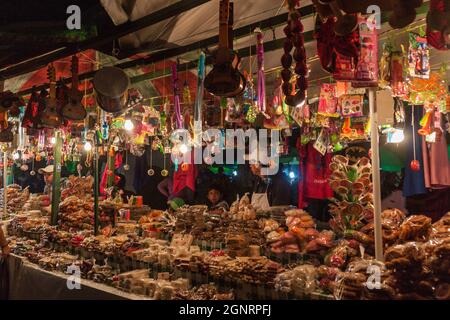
[0,0,449,301]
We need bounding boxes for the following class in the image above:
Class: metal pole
[369,88,384,261]
[93,142,99,236]
[2,149,7,219]
[50,131,62,226]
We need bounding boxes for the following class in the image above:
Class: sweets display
[61,176,94,200]
[58,196,94,231]
[5,191,450,300]
[0,185,30,217]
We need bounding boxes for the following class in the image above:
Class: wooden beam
[0,0,212,80]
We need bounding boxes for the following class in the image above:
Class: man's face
[44,173,53,185]
[207,189,221,205]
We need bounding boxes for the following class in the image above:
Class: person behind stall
[157,172,175,202]
[206,184,229,214]
[114,172,135,203]
[250,162,291,210]
[38,165,54,195]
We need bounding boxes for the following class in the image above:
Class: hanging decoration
[123,149,130,171]
[390,48,408,98]
[282,0,308,107]
[408,32,431,79]
[194,52,205,148]
[172,64,183,130]
[339,94,364,117]
[426,0,450,51]
[353,14,378,87]
[318,83,339,117]
[147,148,155,176]
[255,28,266,113]
[410,105,421,172]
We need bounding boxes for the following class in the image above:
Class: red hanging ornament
[410,159,421,171]
[281,0,308,107]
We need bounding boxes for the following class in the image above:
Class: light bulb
[84,141,92,152]
[51,137,56,144]
[124,119,134,131]
[388,129,404,144]
[289,171,295,179]
[233,170,238,176]
[179,143,188,154]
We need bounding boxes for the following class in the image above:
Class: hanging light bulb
[124,119,134,131]
[387,128,405,144]
[84,141,92,152]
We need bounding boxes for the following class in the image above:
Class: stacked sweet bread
[58,196,94,231]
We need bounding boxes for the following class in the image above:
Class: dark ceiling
[0,0,115,70]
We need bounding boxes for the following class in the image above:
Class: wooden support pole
[369,88,384,261]
[50,130,62,226]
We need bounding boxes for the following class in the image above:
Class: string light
[84,141,92,152]
[124,119,134,131]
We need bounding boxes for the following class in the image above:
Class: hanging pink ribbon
[256,29,266,113]
[172,64,183,129]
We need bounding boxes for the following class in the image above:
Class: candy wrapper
[390,50,408,97]
[318,83,339,117]
[333,54,355,81]
[353,15,378,88]
[339,94,364,117]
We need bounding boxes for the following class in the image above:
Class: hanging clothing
[99,153,123,195]
[297,141,333,207]
[403,105,427,197]
[173,154,198,204]
[421,115,450,188]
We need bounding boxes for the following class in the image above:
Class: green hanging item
[245,104,257,123]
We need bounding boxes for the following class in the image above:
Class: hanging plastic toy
[418,110,433,136]
[102,120,109,140]
[172,64,183,129]
[255,28,266,114]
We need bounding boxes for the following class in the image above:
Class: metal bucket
[93,67,130,113]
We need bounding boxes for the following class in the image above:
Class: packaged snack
[318,83,339,117]
[353,15,378,87]
[339,94,364,117]
[408,32,430,79]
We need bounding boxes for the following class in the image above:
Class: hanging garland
[281,0,308,107]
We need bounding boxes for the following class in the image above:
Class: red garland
[281,0,308,107]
